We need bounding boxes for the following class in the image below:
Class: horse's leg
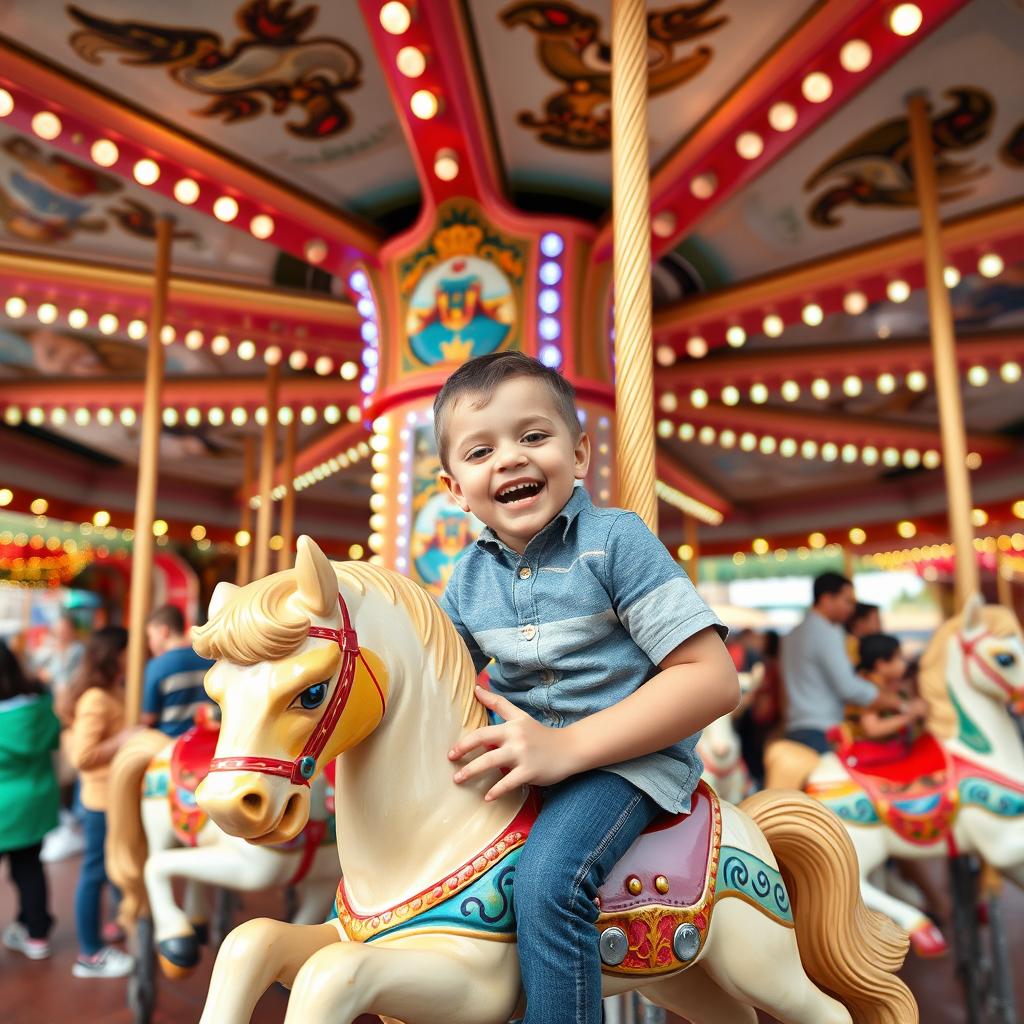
[183,876,209,936]
[640,966,757,1024]
[200,919,340,1024]
[139,800,188,943]
[283,933,520,1024]
[698,899,852,1024]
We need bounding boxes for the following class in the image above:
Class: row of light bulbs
[2,403,363,430]
[657,418,960,470]
[656,256,1008,364]
[248,440,373,507]
[0,90,339,266]
[660,359,1022,409]
[2,296,359,375]
[651,4,925,234]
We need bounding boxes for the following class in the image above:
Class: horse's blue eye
[299,682,328,709]
[995,653,1016,668]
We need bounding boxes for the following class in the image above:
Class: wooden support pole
[253,364,279,579]
[684,515,700,583]
[611,0,656,531]
[907,95,979,609]
[277,416,298,572]
[236,436,256,587]
[996,551,1014,612]
[124,217,173,726]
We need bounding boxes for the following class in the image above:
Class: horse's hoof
[157,935,200,977]
[191,921,209,946]
[909,920,949,958]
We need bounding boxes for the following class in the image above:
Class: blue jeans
[784,728,831,754]
[75,809,110,955]
[514,770,659,1024]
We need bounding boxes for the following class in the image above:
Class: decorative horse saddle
[829,731,958,845]
[335,780,793,976]
[169,716,220,846]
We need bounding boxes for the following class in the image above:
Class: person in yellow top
[844,633,927,764]
[61,626,139,979]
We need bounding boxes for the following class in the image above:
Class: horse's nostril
[241,791,265,815]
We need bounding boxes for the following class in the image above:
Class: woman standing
[0,640,61,959]
[62,626,137,978]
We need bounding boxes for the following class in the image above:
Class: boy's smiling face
[440,376,590,554]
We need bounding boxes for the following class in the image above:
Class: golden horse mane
[918,603,1022,739]
[193,561,487,730]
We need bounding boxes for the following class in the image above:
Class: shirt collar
[475,484,592,554]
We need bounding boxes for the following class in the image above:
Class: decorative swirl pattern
[716,848,794,925]
[831,796,882,825]
[460,863,516,925]
[959,777,1024,817]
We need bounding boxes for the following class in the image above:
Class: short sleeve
[141,659,162,716]
[439,564,492,676]
[605,513,726,666]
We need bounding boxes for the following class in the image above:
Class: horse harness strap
[208,594,382,787]
[960,631,1023,704]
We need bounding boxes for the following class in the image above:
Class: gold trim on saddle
[596,783,722,976]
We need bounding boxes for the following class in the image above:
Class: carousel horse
[106,708,339,979]
[772,597,1024,958]
[697,669,758,805]
[191,537,916,1024]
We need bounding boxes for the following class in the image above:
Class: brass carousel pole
[236,436,256,586]
[907,94,979,609]
[124,216,173,726]
[996,551,1015,612]
[253,364,279,579]
[611,0,656,529]
[276,416,297,572]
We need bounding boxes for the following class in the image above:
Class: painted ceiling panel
[467,0,817,206]
[0,0,419,222]
[690,0,1024,284]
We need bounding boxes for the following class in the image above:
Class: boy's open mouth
[495,480,544,505]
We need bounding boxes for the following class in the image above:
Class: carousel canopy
[0,0,1021,564]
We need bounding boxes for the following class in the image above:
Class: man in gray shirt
[781,572,898,753]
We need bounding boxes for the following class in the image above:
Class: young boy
[435,351,738,1023]
[846,633,927,763]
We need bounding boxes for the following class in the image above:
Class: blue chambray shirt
[440,485,726,813]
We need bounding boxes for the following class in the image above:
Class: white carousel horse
[106,715,339,978]
[698,668,759,805]
[191,537,915,1024]
[784,596,1024,957]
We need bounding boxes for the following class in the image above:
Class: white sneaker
[40,822,87,863]
[72,946,135,978]
[3,922,51,960]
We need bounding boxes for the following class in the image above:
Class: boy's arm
[860,708,914,740]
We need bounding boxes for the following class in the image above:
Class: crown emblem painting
[399,202,526,371]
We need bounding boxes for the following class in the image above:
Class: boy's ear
[440,471,471,512]
[573,432,591,480]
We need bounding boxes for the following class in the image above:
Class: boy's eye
[522,431,547,443]
[467,447,491,461]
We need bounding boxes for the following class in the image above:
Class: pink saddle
[595,781,721,976]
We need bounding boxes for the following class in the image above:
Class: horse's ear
[294,535,338,618]
[208,581,238,621]
[963,592,985,630]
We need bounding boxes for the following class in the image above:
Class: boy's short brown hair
[433,351,581,473]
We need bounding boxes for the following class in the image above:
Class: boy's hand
[448,685,580,801]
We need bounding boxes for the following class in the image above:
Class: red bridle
[960,630,1024,706]
[208,594,382,787]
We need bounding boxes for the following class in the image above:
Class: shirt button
[522,624,537,640]
[540,669,554,683]
[518,567,532,580]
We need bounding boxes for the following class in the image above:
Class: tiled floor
[1,852,1019,1022]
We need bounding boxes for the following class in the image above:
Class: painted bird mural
[502,0,727,150]
[67,0,362,139]
[805,87,994,228]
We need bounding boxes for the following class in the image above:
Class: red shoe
[910,920,949,958]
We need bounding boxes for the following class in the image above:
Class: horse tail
[740,789,918,1024]
[106,729,169,929]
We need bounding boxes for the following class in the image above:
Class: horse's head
[697,712,741,777]
[958,595,1024,713]
[194,536,390,844]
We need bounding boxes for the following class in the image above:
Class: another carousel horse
[698,669,759,805]
[775,597,1024,957]
[191,537,915,1024]
[106,710,339,978]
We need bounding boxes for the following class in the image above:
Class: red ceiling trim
[655,450,733,517]
[591,0,970,263]
[653,199,1024,353]
[0,41,382,273]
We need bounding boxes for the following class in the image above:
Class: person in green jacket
[0,639,61,960]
